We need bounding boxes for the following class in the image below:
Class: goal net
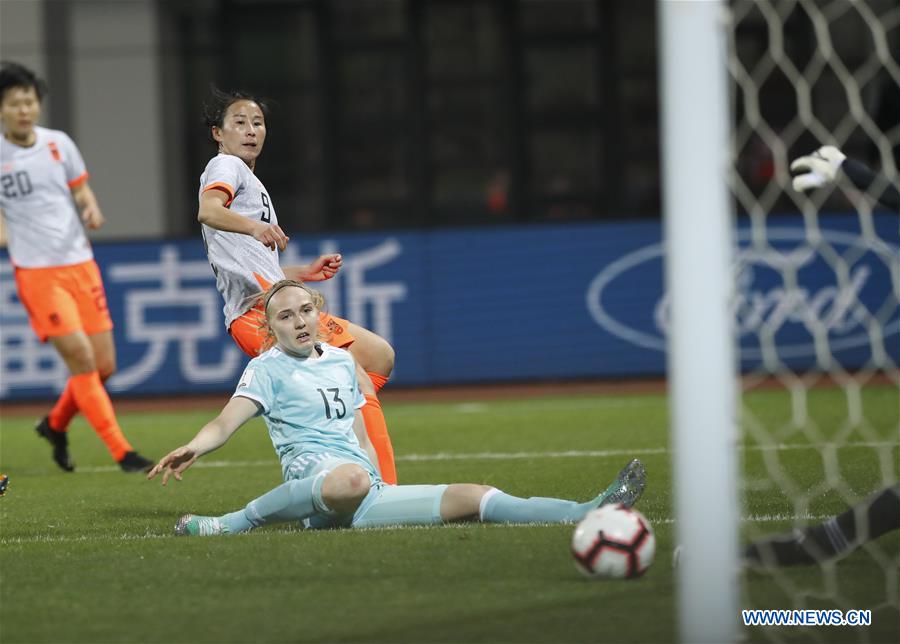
[727,0,899,640]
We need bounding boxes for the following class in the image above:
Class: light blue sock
[219,473,328,533]
[480,490,593,524]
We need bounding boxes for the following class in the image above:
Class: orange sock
[69,372,133,461]
[362,393,397,484]
[49,379,79,432]
[367,372,389,394]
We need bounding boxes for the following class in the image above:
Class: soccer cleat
[174,514,230,537]
[595,459,646,509]
[118,451,154,473]
[35,416,75,472]
[0,474,8,496]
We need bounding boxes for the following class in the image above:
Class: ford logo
[586,227,900,361]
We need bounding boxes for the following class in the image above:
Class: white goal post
[659,1,740,642]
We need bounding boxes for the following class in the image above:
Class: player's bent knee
[440,484,492,522]
[347,328,395,377]
[322,464,371,513]
[97,359,117,381]
[375,341,395,376]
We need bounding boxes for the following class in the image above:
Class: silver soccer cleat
[596,458,647,509]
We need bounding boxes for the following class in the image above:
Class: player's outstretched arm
[283,253,342,282]
[147,396,260,485]
[790,145,846,192]
[198,189,288,250]
[791,145,900,211]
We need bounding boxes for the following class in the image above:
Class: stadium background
[2,0,897,401]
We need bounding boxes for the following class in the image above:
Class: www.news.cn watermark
[742,609,872,627]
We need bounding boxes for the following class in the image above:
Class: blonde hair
[257,279,329,351]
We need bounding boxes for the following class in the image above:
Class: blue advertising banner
[1,214,897,400]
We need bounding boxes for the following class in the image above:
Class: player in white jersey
[196,86,398,483]
[0,62,152,472]
[149,280,647,535]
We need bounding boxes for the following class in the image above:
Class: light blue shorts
[284,453,377,483]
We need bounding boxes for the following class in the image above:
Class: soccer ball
[571,504,655,579]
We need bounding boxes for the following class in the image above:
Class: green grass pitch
[1,386,897,643]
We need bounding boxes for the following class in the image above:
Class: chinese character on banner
[283,238,407,344]
[106,245,243,392]
[0,263,68,396]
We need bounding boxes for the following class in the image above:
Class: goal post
[659,1,740,642]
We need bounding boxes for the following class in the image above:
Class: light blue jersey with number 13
[232,343,371,480]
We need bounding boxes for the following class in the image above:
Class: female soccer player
[148,280,647,535]
[0,61,152,472]
[196,87,397,483]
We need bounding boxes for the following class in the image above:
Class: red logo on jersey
[48,142,62,162]
[0,163,12,173]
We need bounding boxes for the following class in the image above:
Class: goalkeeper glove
[790,145,846,192]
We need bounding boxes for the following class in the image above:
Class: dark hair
[0,61,47,103]
[201,85,269,143]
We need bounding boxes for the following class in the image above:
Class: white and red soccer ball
[571,504,655,579]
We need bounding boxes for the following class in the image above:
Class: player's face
[212,100,266,168]
[0,86,41,145]
[267,287,320,357]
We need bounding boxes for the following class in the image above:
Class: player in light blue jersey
[148,280,647,535]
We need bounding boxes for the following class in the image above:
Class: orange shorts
[229,306,356,358]
[14,259,113,342]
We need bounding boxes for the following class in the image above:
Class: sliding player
[148,280,647,535]
[196,87,397,483]
[0,61,152,472]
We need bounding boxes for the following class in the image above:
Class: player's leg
[89,329,117,380]
[350,479,623,528]
[176,462,372,536]
[744,484,900,566]
[350,460,647,528]
[45,330,117,434]
[229,306,268,357]
[31,261,151,471]
[343,322,395,379]
[355,364,397,484]
[321,315,398,484]
[16,266,84,469]
[71,262,152,470]
[16,266,77,470]
[471,459,646,524]
[48,331,149,470]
